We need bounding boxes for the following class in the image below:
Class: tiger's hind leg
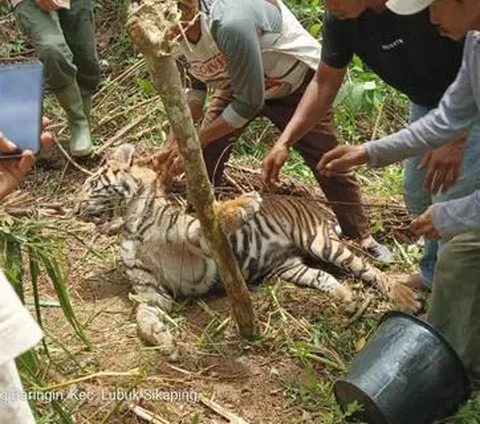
[274,257,357,313]
[308,233,421,312]
[216,191,262,234]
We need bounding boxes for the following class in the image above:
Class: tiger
[76,144,419,347]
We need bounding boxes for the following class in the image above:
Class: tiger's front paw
[136,304,176,352]
[387,282,422,313]
[217,191,263,233]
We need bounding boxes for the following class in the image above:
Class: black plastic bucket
[334,311,470,424]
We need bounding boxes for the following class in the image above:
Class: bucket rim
[380,311,471,398]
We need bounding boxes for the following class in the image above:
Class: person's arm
[432,191,480,239]
[274,62,346,149]
[197,0,282,146]
[410,190,480,240]
[319,34,479,176]
[365,36,478,167]
[274,11,352,148]
[196,22,264,145]
[261,12,351,187]
[261,63,346,187]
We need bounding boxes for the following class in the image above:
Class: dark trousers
[201,73,370,240]
[14,0,100,95]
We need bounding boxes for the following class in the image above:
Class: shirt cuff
[364,141,383,167]
[432,195,479,240]
[222,104,249,129]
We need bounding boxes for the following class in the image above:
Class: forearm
[199,115,237,147]
[276,63,345,148]
[365,110,471,167]
[186,86,206,124]
[189,98,205,123]
[365,48,477,167]
[433,190,480,239]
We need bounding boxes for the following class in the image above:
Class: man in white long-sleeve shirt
[318,0,480,386]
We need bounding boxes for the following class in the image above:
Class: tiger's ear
[112,144,135,169]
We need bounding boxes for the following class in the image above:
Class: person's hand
[417,137,466,194]
[410,206,441,239]
[0,117,53,200]
[35,0,65,12]
[141,138,183,177]
[261,143,290,190]
[317,145,369,177]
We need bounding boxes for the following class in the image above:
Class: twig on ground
[53,136,94,176]
[96,108,159,155]
[128,404,171,424]
[345,293,373,328]
[199,394,250,424]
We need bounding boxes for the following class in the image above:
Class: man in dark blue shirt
[262,0,480,292]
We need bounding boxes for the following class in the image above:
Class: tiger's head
[75,144,160,223]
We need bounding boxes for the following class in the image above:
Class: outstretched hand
[417,137,466,194]
[317,145,369,177]
[0,117,53,200]
[410,206,441,239]
[140,141,184,177]
[261,143,290,190]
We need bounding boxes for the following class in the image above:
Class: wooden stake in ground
[126,0,255,337]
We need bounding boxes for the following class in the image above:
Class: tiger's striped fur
[77,145,418,346]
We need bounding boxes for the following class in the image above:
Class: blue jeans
[404,104,480,288]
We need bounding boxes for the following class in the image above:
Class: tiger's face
[75,144,158,224]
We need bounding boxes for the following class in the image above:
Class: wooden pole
[127,0,255,337]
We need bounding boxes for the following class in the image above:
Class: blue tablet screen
[0,62,44,155]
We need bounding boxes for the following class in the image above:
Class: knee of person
[436,232,480,275]
[38,40,73,71]
[436,241,455,270]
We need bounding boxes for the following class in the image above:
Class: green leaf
[4,238,24,302]
[333,81,352,108]
[28,247,43,329]
[137,77,155,97]
[17,351,75,424]
[309,23,321,38]
[38,251,91,349]
[349,83,366,113]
